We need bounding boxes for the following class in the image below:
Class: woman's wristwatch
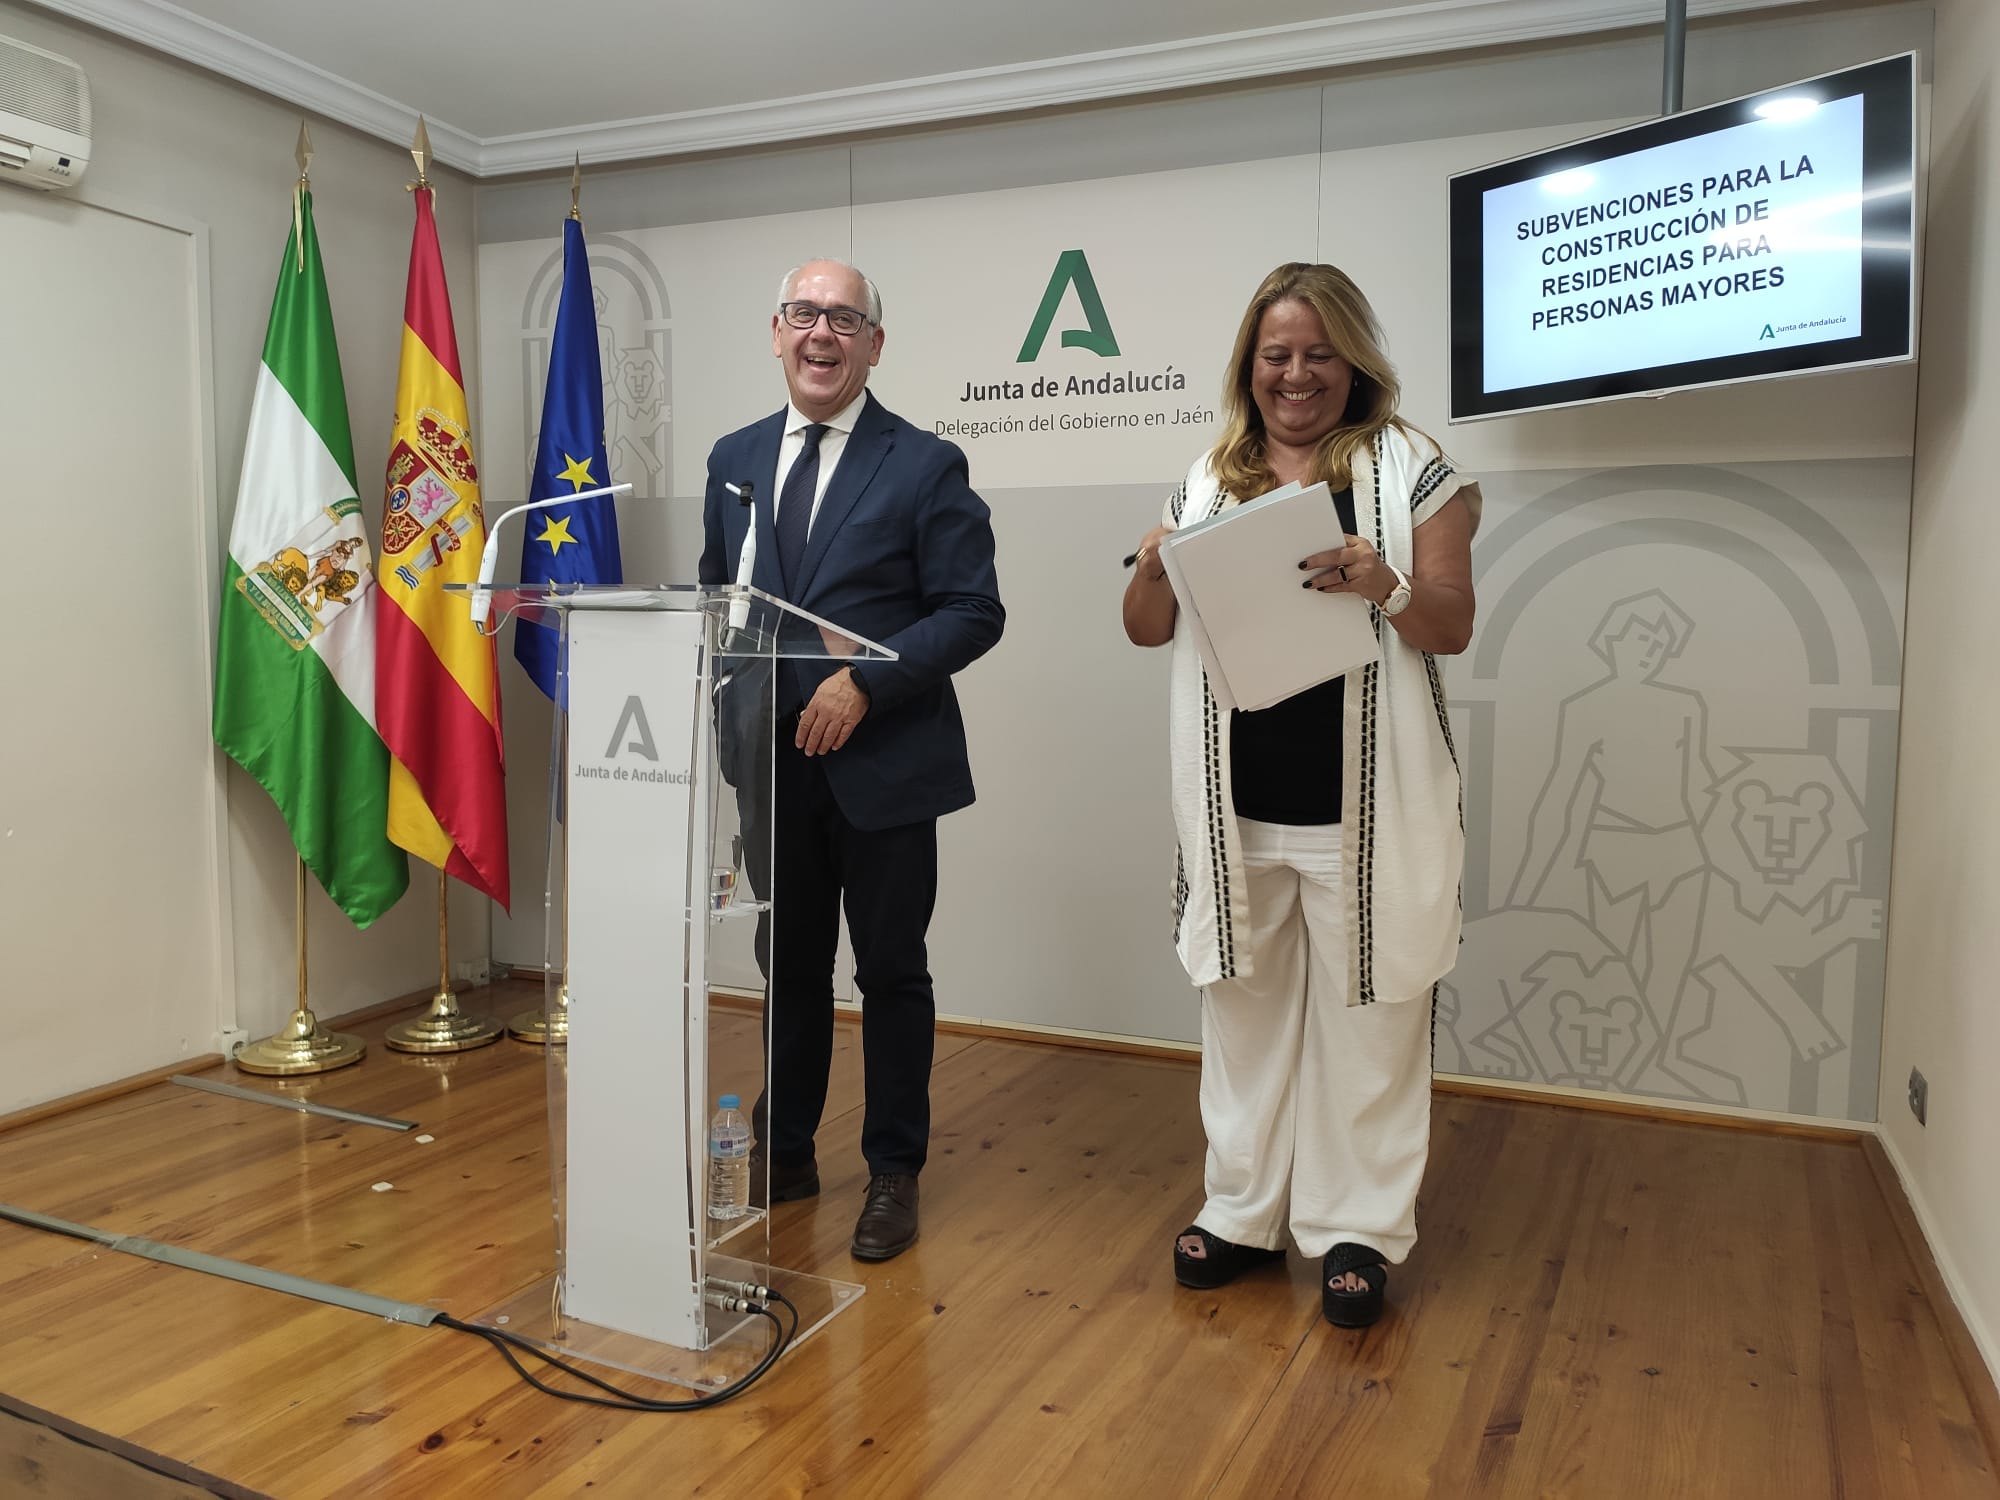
[1381,566,1413,617]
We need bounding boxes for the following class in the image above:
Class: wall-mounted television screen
[1447,52,1916,423]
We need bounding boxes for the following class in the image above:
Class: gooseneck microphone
[469,481,635,627]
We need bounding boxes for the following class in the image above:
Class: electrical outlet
[1907,1067,1928,1126]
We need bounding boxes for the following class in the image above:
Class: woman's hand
[1294,496,1477,655]
[1298,534,1395,606]
[1123,523,1179,647]
[1131,525,1173,582]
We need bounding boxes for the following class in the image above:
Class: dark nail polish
[1301,579,1312,588]
[1296,560,1308,569]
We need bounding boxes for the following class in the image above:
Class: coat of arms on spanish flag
[374,182,509,910]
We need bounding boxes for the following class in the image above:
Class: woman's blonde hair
[1209,262,1407,501]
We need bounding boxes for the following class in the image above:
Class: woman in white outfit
[1122,263,1480,1327]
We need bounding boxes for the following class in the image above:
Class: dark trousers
[744,722,939,1177]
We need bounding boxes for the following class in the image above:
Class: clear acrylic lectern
[448,582,895,1389]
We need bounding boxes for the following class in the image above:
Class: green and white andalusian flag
[212,188,409,926]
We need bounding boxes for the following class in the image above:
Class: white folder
[1157,480,1381,713]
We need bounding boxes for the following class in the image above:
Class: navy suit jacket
[699,391,1005,831]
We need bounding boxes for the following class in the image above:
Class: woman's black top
[1229,483,1358,827]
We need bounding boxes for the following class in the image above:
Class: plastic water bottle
[707,1094,751,1221]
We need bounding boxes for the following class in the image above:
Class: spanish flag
[374,186,509,910]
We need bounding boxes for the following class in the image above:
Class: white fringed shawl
[1166,424,1480,1004]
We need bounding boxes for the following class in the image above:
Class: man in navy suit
[699,259,1004,1260]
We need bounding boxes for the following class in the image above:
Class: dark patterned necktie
[774,423,827,594]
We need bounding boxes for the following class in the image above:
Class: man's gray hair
[776,260,883,327]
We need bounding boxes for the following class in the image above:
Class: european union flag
[513,215,622,700]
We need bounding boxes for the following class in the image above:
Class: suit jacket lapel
[794,392,893,601]
[746,412,785,596]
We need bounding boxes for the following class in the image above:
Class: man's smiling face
[773,261,884,422]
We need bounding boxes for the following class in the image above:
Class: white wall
[0,1,485,1107]
[1878,0,2000,1385]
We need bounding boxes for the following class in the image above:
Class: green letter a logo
[1759,323,1775,340]
[1017,249,1121,362]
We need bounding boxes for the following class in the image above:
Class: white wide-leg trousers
[1193,820,1434,1264]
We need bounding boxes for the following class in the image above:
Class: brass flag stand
[508,975,569,1046]
[235,859,367,1076]
[385,870,503,1053]
[508,896,569,1045]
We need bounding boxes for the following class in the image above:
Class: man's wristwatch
[1381,566,1413,618]
[846,665,872,700]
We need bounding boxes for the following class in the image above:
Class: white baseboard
[1873,1129,2000,1389]
[1432,1070,1874,1134]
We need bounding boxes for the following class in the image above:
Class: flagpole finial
[292,122,313,272]
[570,154,582,222]
[409,116,432,189]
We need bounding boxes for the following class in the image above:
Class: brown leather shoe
[751,1148,820,1203]
[849,1174,919,1260]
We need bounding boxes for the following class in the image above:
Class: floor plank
[0,999,1990,1500]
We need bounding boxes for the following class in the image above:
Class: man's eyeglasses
[780,301,872,336]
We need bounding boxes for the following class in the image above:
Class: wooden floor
[0,978,1993,1500]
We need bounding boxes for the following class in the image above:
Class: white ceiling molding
[30,0,1810,178]
[477,0,1812,175]
[25,0,483,170]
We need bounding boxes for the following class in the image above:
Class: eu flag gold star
[558,453,596,491]
[537,515,577,556]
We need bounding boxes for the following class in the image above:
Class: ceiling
[31,0,1808,176]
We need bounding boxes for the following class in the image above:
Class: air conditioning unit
[0,33,91,191]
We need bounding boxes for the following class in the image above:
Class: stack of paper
[1158,481,1381,712]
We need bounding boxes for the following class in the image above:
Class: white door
[0,191,222,1110]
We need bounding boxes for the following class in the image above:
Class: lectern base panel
[472,1256,863,1393]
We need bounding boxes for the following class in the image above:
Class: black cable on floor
[1,1199,803,1409]
[433,1287,800,1410]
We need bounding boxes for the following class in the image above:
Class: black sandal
[1173,1225,1284,1289]
[1321,1242,1388,1327]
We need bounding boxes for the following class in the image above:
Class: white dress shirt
[733,391,868,588]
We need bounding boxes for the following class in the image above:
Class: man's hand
[797,668,869,756]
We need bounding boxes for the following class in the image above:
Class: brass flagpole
[385,869,503,1052]
[511,155,586,1047]
[511,711,571,1044]
[233,130,368,1080]
[235,857,367,1075]
[380,113,501,1056]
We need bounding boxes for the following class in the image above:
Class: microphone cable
[433,1283,800,1411]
